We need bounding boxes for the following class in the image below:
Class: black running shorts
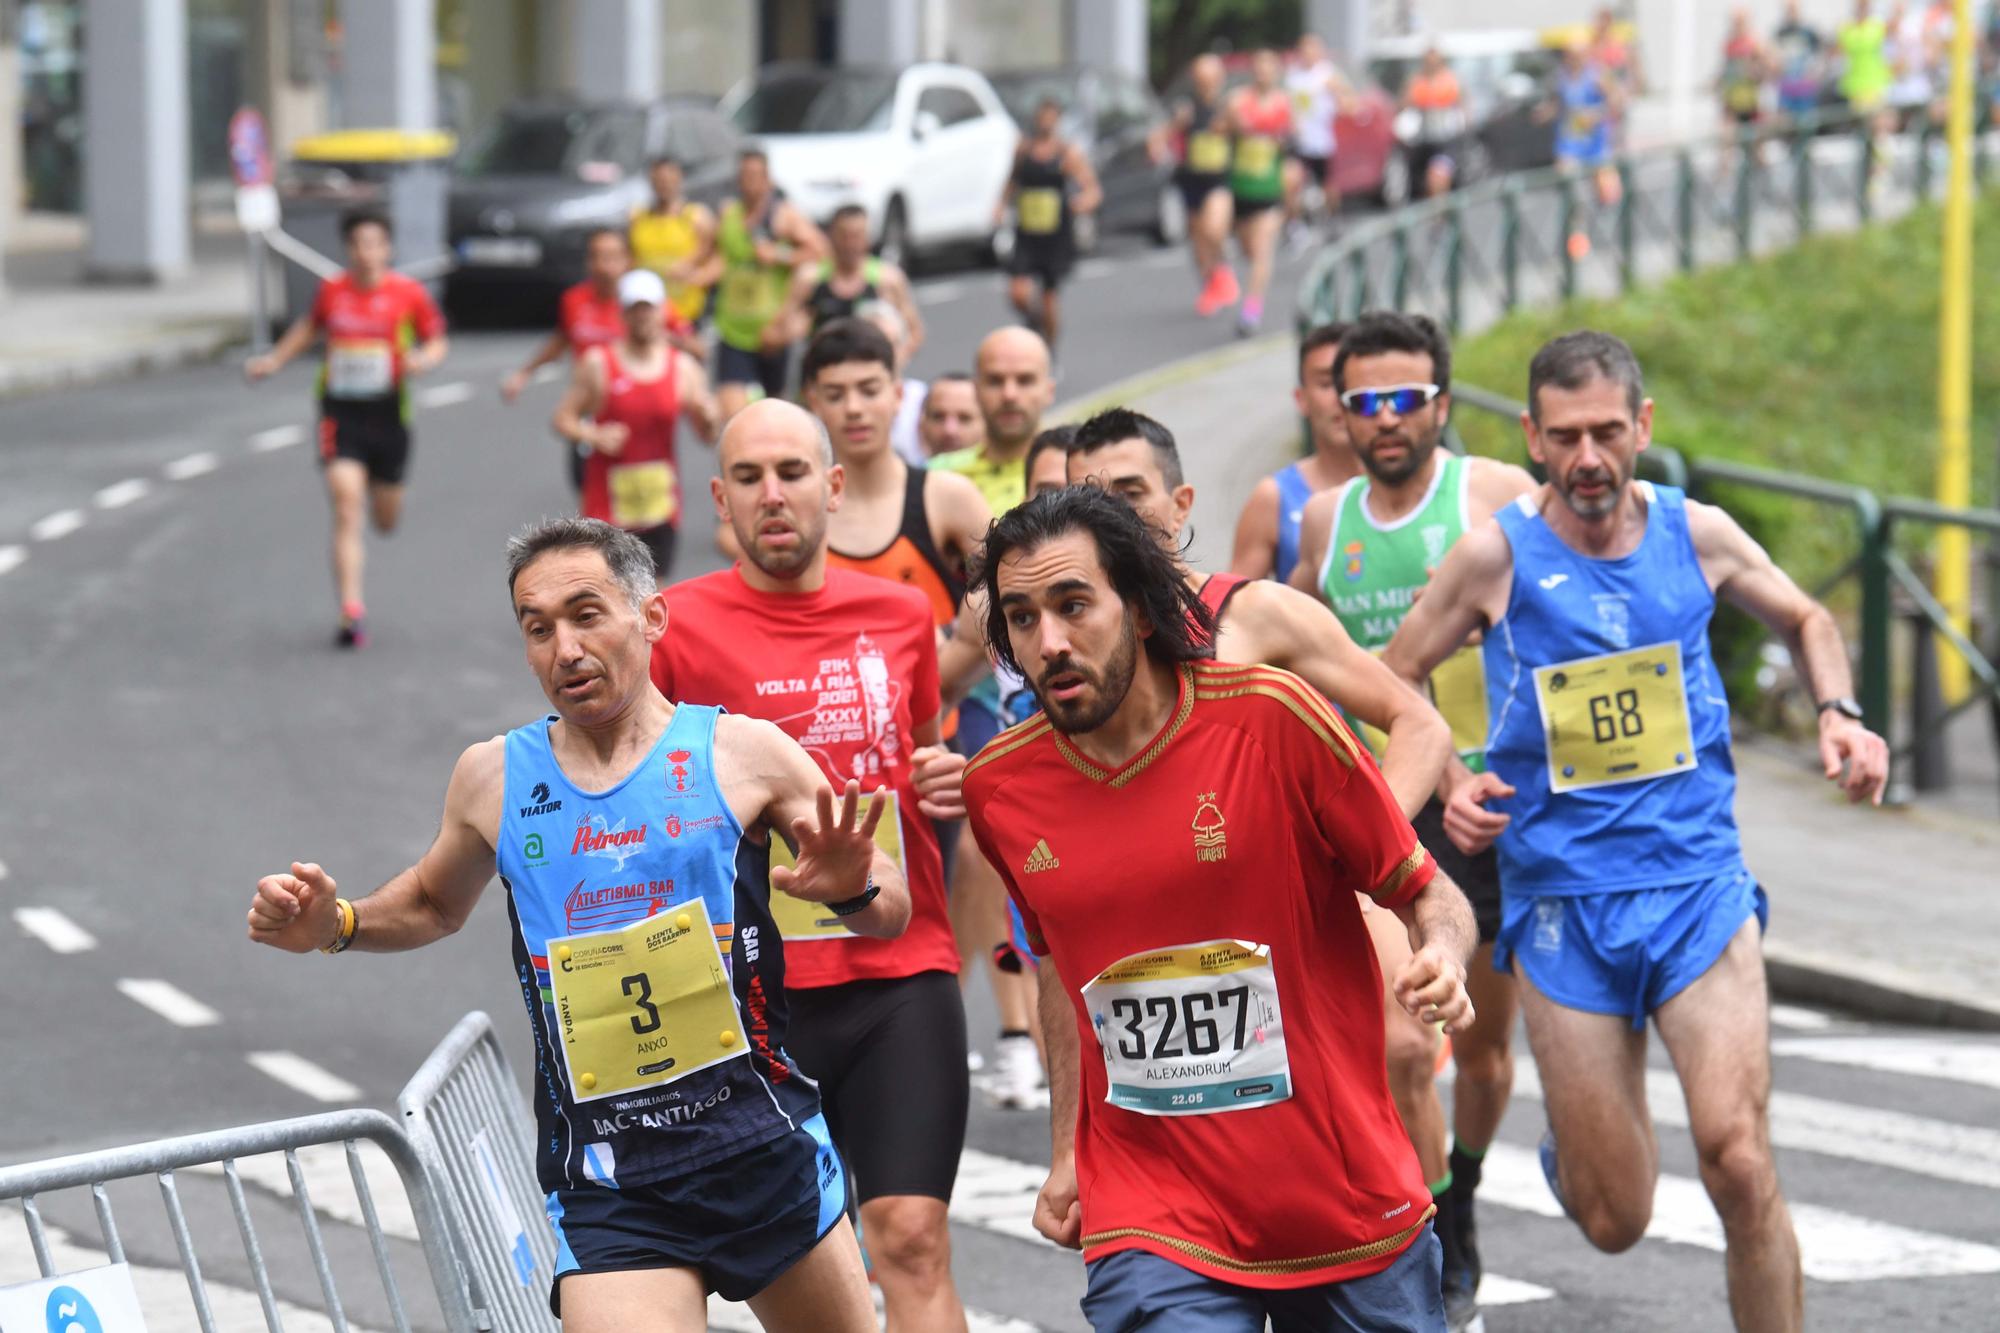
[318,399,411,485]
[786,970,969,1204]
[1411,797,1502,945]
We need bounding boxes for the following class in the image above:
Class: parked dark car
[1368,30,1559,188]
[986,64,1183,254]
[446,96,739,316]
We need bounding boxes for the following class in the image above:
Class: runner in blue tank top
[1383,331,1886,1332]
[1230,321,1358,582]
[246,517,918,1333]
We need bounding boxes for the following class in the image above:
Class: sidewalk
[0,211,254,399]
[1095,336,2000,1030]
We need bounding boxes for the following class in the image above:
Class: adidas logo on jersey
[1022,839,1061,874]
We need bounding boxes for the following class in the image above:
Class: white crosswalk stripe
[1773,1034,2000,1092]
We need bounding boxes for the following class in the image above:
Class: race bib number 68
[1082,939,1290,1117]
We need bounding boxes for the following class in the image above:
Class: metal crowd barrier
[397,1012,556,1333]
[0,1108,481,1333]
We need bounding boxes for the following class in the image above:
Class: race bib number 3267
[1082,939,1290,1117]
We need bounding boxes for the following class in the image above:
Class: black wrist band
[828,879,880,917]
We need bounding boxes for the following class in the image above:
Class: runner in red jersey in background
[652,398,975,1333]
[962,486,1475,1332]
[501,227,631,492]
[553,269,718,582]
[245,206,448,648]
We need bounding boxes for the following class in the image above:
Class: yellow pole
[1937,0,1975,700]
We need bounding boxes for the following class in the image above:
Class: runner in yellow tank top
[628,156,718,330]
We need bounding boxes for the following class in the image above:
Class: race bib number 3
[1187,132,1229,174]
[609,460,677,530]
[768,789,904,941]
[546,898,745,1103]
[1083,940,1290,1117]
[1534,641,1698,793]
[1016,188,1063,235]
[327,338,394,399]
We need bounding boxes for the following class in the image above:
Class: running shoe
[336,606,368,650]
[1436,1187,1480,1331]
[988,1033,1049,1111]
[1447,1145,1486,1295]
[1236,296,1263,339]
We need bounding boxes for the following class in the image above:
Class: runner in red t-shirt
[650,397,975,1332]
[246,207,448,648]
[552,269,717,582]
[962,485,1476,1330]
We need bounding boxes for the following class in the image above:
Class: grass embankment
[1449,192,2000,591]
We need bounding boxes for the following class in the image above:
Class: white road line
[0,1207,374,1333]
[0,856,8,879]
[29,508,85,541]
[250,424,306,452]
[1509,1058,2000,1191]
[1480,1140,2000,1281]
[532,363,564,384]
[1073,258,1117,281]
[1481,1274,1560,1306]
[117,978,222,1027]
[415,380,475,409]
[1773,1035,2000,1092]
[93,477,151,510]
[0,546,21,576]
[708,1292,1042,1332]
[196,1140,417,1241]
[247,1050,362,1102]
[1140,248,1187,268]
[162,450,220,481]
[13,906,97,954]
[916,278,971,304]
[1769,1003,1835,1031]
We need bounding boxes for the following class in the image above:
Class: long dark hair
[972,487,1214,678]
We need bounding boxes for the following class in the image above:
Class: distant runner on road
[713,147,827,422]
[244,206,447,649]
[1384,330,1888,1333]
[553,269,719,583]
[499,226,631,493]
[247,515,909,1332]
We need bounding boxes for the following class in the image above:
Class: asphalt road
[2,228,1997,1330]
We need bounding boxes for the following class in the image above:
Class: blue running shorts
[546,1113,846,1311]
[1080,1224,1445,1332]
[1494,866,1768,1029]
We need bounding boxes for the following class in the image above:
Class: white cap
[618,268,667,308]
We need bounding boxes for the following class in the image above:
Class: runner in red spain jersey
[245,207,448,649]
[962,486,1474,1331]
[554,269,718,583]
[650,397,975,1332]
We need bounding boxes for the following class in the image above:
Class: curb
[0,321,246,401]
[1764,943,2000,1033]
[1049,332,1290,425]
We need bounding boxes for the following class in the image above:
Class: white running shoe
[987,1034,1049,1111]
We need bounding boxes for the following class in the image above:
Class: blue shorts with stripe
[545,1113,846,1311]
[1493,866,1767,1030]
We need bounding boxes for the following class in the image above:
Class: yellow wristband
[320,897,356,955]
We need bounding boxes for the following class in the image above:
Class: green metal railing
[1295,109,1982,337]
[1447,383,2000,796]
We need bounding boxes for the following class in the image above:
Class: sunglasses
[1339,383,1442,417]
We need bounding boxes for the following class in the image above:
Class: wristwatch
[1816,696,1865,722]
[828,878,881,918]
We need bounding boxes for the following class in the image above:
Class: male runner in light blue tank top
[1230,321,1357,583]
[247,517,923,1333]
[1384,331,1886,1333]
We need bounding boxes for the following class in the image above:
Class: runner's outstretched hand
[247,861,340,953]
[772,780,886,903]
[1035,1156,1084,1249]
[1393,943,1475,1036]
[1820,713,1888,805]
[911,745,967,820]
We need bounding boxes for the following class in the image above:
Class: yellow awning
[290,129,458,163]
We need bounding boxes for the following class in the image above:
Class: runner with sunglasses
[1289,311,1535,1333]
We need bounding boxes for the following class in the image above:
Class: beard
[1553,462,1625,518]
[741,511,826,580]
[1032,613,1140,736]
[1357,428,1437,486]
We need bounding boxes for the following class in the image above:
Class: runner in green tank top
[1289,312,1535,1332]
[712,147,827,422]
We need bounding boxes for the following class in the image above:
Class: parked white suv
[722,63,1020,267]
